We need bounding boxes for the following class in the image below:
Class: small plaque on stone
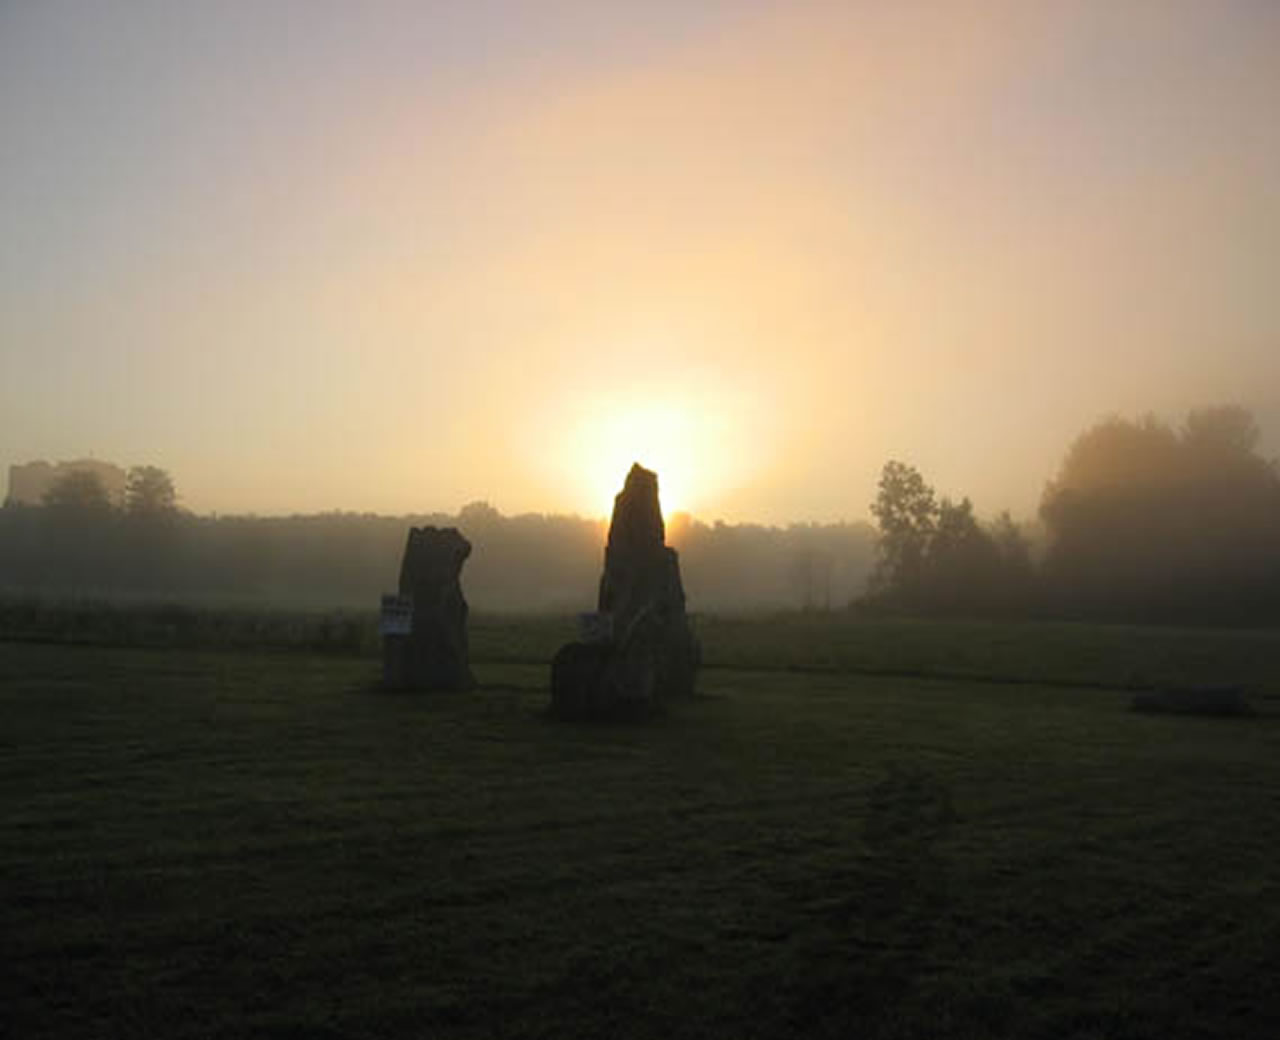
[379,594,414,636]
[577,611,614,644]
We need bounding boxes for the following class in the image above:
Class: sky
[3,0,1279,522]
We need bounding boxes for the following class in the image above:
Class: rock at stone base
[551,641,655,721]
[383,525,475,691]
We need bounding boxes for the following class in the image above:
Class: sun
[579,403,699,518]
[533,381,762,524]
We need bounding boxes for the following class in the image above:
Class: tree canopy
[1039,406,1280,620]
[125,466,178,517]
[43,470,113,513]
[867,461,1032,615]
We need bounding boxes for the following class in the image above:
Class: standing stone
[551,464,699,719]
[383,526,475,690]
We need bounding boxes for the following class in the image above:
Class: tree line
[0,475,876,612]
[5,404,1277,622]
[864,405,1280,623]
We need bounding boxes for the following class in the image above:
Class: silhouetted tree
[870,461,937,597]
[1044,413,1182,500]
[458,500,502,528]
[32,470,120,590]
[924,497,998,609]
[865,463,1036,615]
[1040,406,1280,621]
[1183,404,1261,458]
[125,466,178,517]
[43,470,113,514]
[989,510,1035,604]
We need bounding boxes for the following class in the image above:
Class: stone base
[550,627,699,721]
[382,633,476,692]
[550,642,658,721]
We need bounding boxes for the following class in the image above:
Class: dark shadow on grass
[1130,684,1258,718]
[752,764,957,1039]
[355,680,551,702]
[478,681,549,695]
[537,705,675,728]
[353,679,477,701]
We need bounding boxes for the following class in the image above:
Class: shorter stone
[383,526,475,691]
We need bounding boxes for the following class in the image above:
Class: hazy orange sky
[3,1,1278,522]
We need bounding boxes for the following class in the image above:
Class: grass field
[7,597,1280,694]
[3,617,1280,1038]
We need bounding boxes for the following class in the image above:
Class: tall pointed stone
[551,464,699,719]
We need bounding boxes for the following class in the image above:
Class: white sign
[379,594,414,636]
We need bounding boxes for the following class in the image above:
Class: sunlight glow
[557,395,747,523]
[586,404,698,517]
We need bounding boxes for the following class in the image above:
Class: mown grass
[696,612,1280,694]
[5,597,1280,695]
[3,624,1280,1039]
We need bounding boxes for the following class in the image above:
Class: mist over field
[0,488,876,611]
[6,403,1279,623]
